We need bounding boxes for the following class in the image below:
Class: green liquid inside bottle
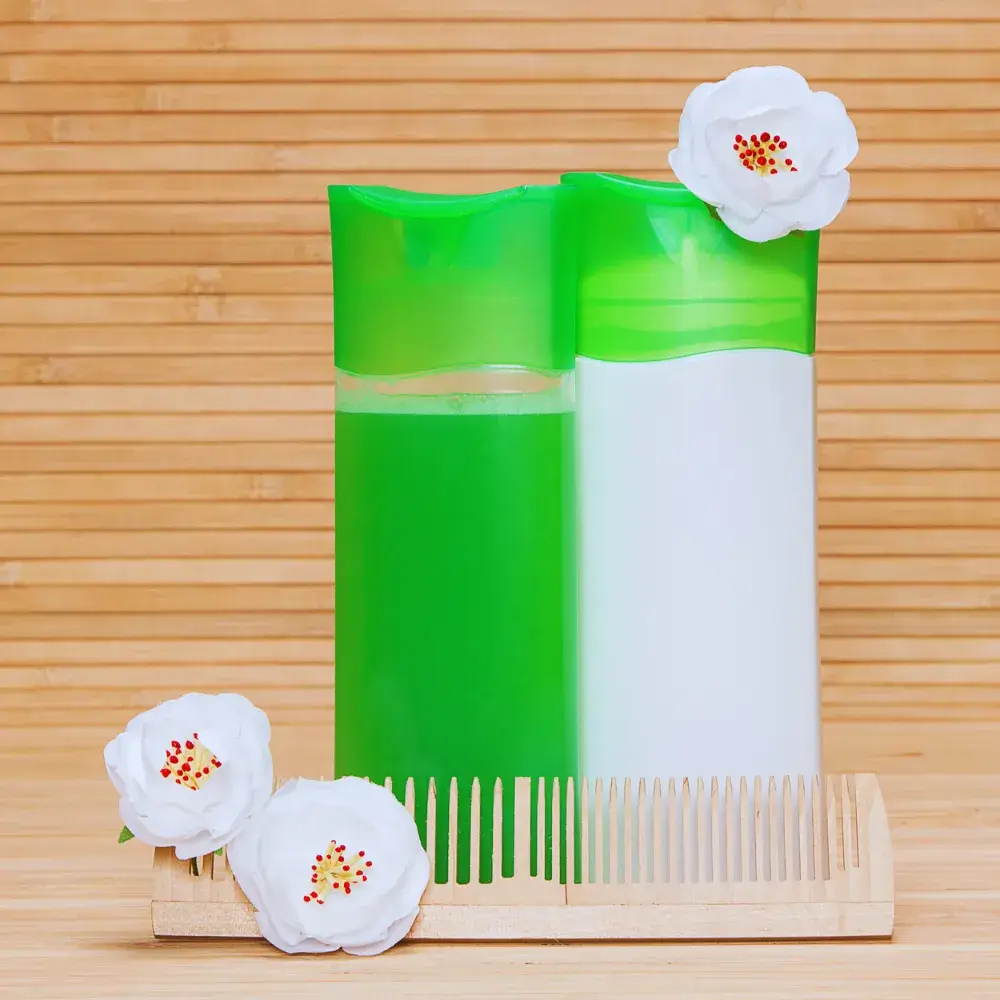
[334,397,577,882]
[329,183,579,882]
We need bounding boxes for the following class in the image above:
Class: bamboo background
[1,0,998,778]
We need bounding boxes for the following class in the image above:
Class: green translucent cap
[560,172,819,363]
[328,185,577,377]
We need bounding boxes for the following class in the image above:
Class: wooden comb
[152,772,893,941]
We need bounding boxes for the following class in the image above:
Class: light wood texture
[0,1,998,765]
[151,774,894,940]
[2,733,997,999]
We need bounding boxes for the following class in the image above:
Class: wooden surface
[3,733,999,998]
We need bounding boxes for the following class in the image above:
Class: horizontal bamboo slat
[2,0,997,20]
[3,20,1000,52]
[0,1,997,749]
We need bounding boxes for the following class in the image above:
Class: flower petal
[702,119,778,218]
[669,66,857,242]
[763,170,851,230]
[335,851,430,949]
[343,909,420,957]
[701,65,812,122]
[227,776,429,958]
[717,204,794,243]
[721,107,826,204]
[173,831,228,861]
[810,90,859,174]
[676,80,716,148]
[117,799,170,847]
[667,146,724,205]
[104,732,144,799]
[256,910,340,955]
[225,819,267,914]
[104,692,273,858]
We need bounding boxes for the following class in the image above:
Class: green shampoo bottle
[329,185,578,883]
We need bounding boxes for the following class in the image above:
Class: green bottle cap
[560,172,819,363]
[328,185,577,377]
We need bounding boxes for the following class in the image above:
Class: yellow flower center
[733,131,798,177]
[160,732,222,791]
[304,840,373,904]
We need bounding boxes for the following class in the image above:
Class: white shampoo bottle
[564,172,823,792]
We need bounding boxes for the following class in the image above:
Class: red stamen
[185,740,194,750]
[760,132,770,142]
[365,861,372,867]
[785,159,793,166]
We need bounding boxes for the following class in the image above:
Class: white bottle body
[577,348,821,783]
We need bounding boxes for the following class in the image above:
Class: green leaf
[215,847,224,856]
[118,825,135,844]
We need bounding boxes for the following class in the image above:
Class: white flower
[104,692,273,860]
[227,777,430,956]
[668,65,859,242]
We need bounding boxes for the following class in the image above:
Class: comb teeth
[381,774,862,888]
[155,773,893,941]
[180,775,863,887]
[568,774,860,885]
